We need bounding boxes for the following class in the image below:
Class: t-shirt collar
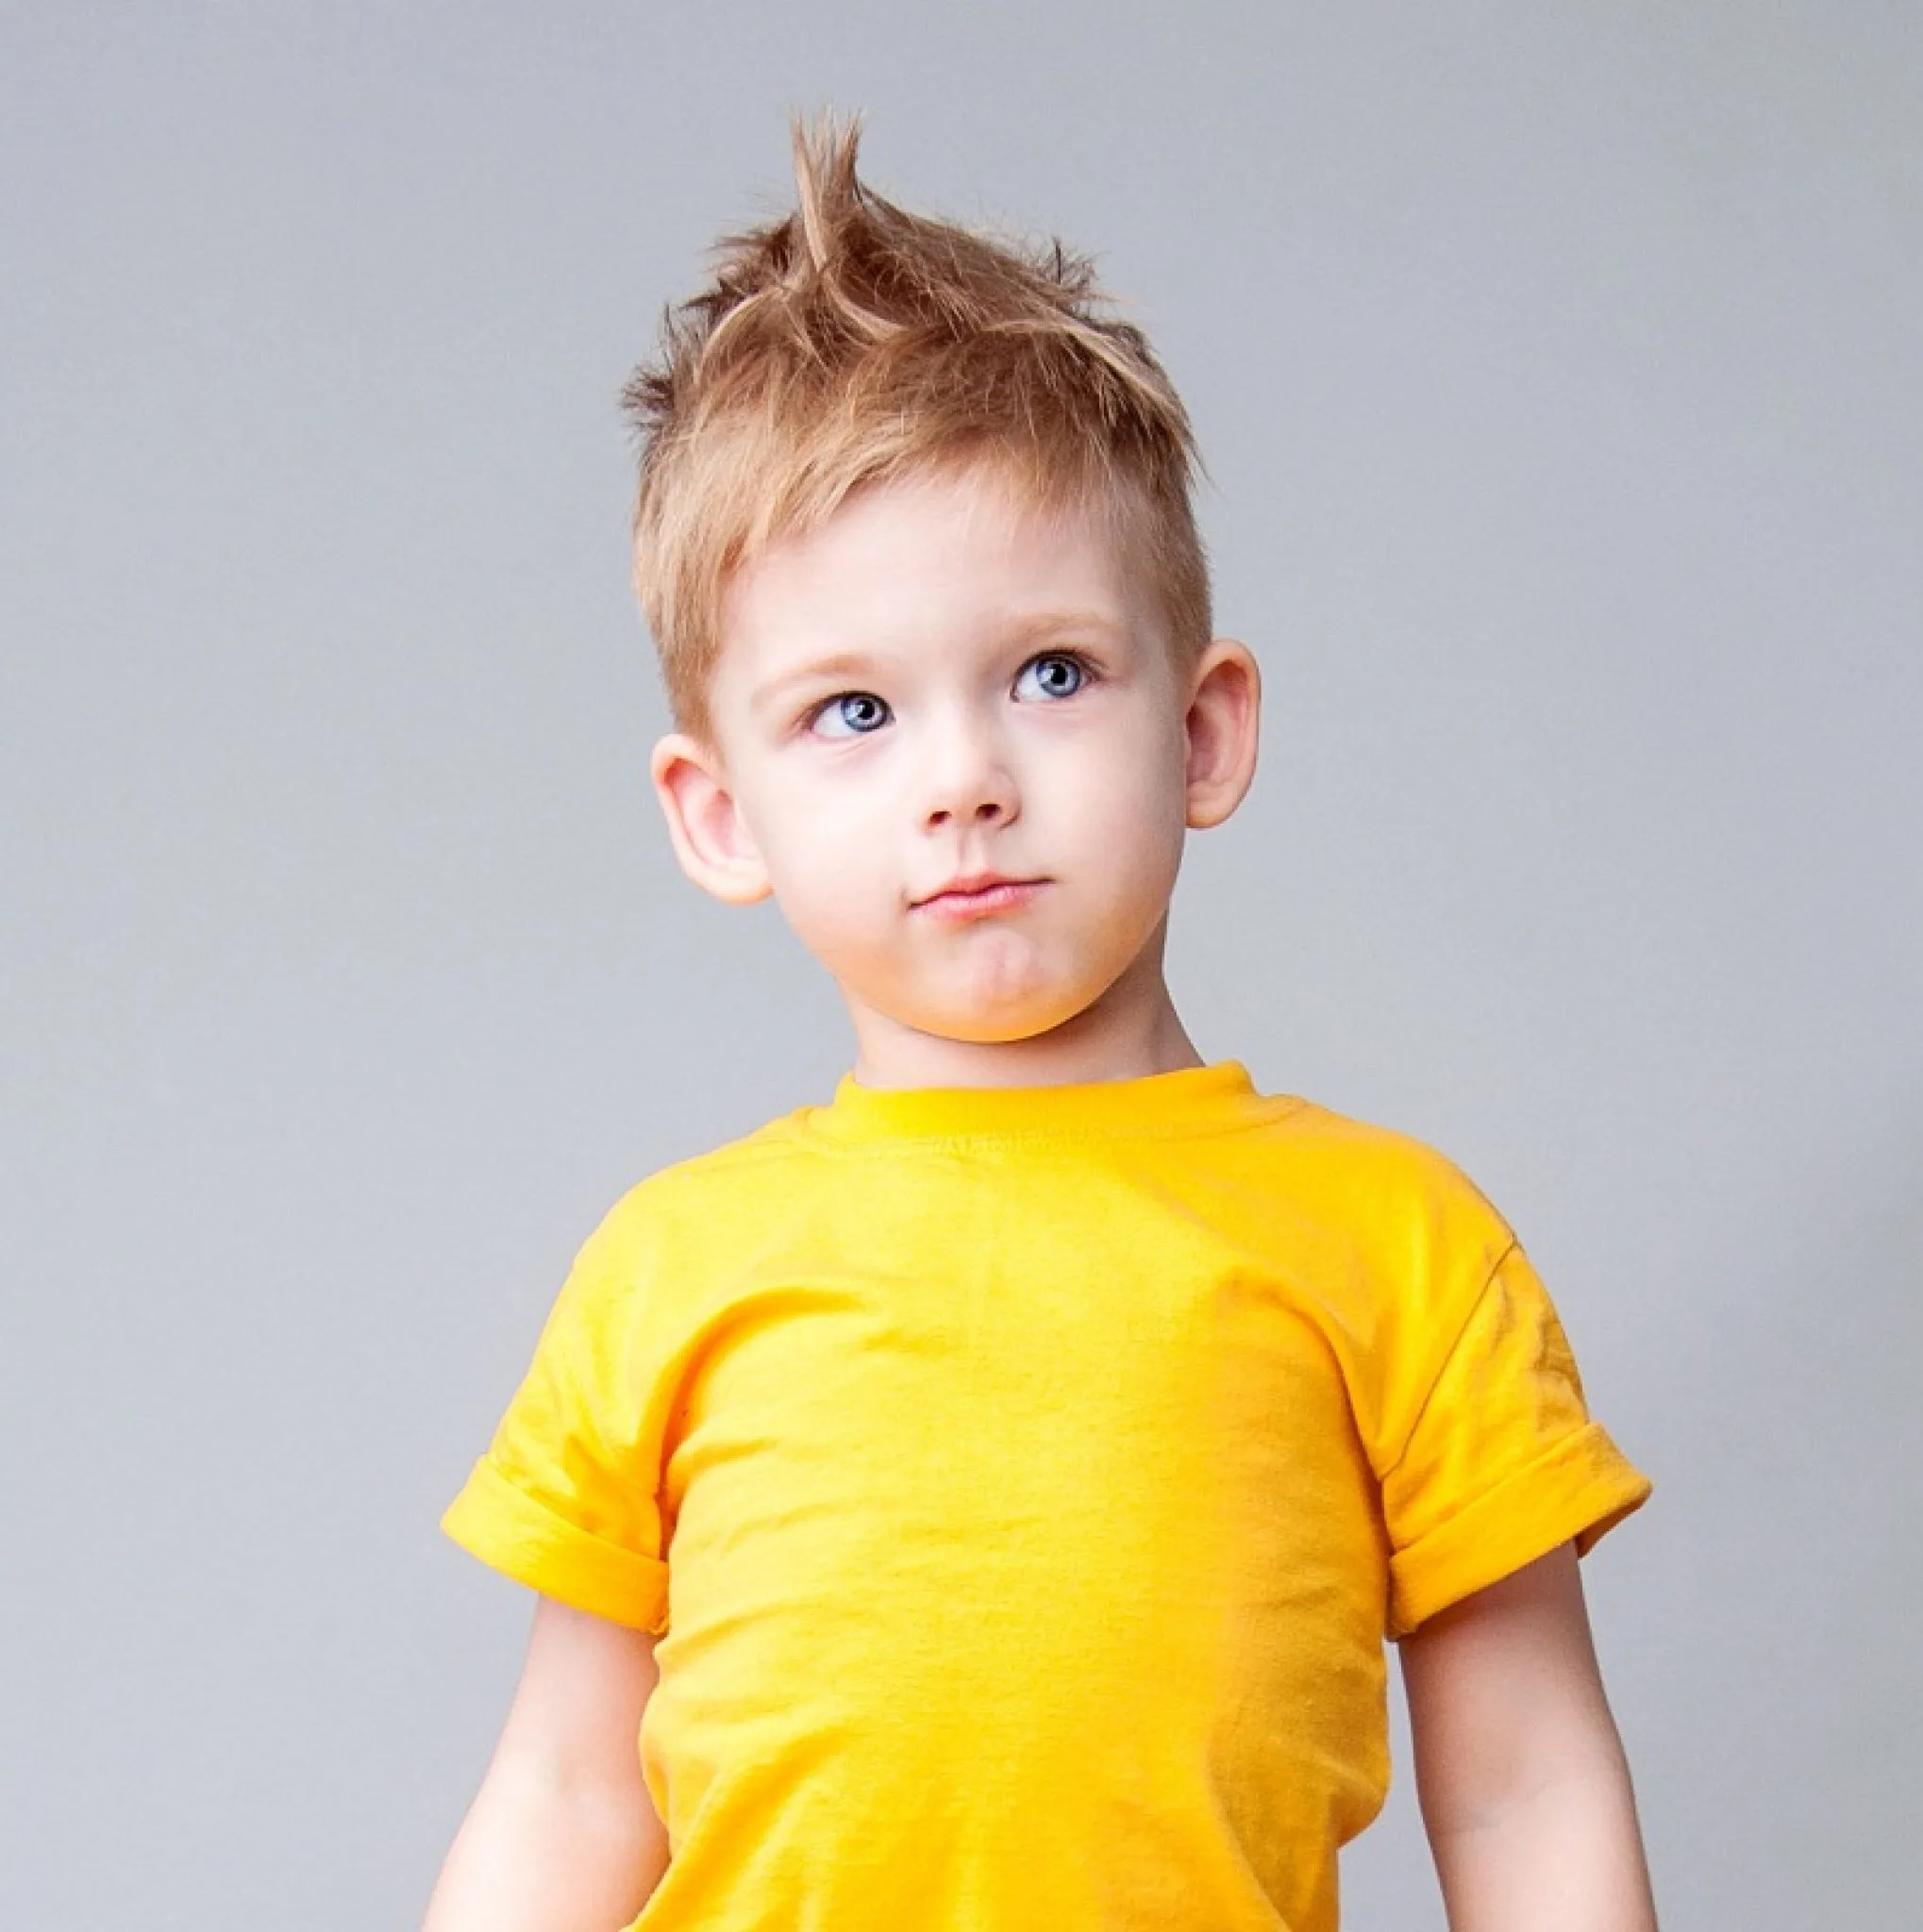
[811,1058,1270,1142]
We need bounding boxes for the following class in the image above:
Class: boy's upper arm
[1398,1542,1623,1829]
[493,1594,663,1801]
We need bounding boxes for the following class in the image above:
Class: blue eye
[811,691,892,738]
[1014,652,1090,701]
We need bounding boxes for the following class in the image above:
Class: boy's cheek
[759,851,893,951]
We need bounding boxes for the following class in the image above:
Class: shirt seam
[1376,1236,1520,1484]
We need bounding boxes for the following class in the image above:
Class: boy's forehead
[716,465,1144,671]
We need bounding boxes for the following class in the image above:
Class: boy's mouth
[912,874,1047,921]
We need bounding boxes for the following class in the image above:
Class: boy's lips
[912,874,1047,921]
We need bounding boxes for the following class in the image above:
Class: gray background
[4,5,1918,1926]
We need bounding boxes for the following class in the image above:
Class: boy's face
[651,462,1257,1076]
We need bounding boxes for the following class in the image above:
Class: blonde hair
[624,113,1212,741]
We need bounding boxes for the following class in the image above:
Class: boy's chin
[911,1014,1076,1047]
[872,984,1115,1048]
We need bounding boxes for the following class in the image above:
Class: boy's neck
[844,941,1204,1093]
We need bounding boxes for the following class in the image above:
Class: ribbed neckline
[805,1058,1290,1143]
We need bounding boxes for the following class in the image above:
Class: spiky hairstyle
[623,113,1212,742]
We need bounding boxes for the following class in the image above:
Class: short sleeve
[441,1197,673,1634]
[1380,1241,1650,1638]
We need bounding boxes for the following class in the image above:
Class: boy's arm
[1400,1542,1657,1932]
[422,1596,670,1932]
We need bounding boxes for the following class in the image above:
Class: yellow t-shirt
[443,1061,1649,1932]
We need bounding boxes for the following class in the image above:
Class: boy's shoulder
[1181,1091,1521,1285]
[1257,1092,1506,1201]
[559,1100,828,1271]
[600,1102,804,1193]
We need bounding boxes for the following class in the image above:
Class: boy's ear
[649,733,773,905]
[1183,639,1262,829]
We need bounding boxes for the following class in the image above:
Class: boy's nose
[917,718,1019,829]
[926,790,1014,829]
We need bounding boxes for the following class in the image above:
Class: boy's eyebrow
[1003,608,1128,650]
[751,652,879,721]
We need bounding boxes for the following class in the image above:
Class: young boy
[425,119,1656,1932]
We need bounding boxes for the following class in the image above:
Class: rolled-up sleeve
[441,1194,675,1636]
[1380,1242,1650,1637]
